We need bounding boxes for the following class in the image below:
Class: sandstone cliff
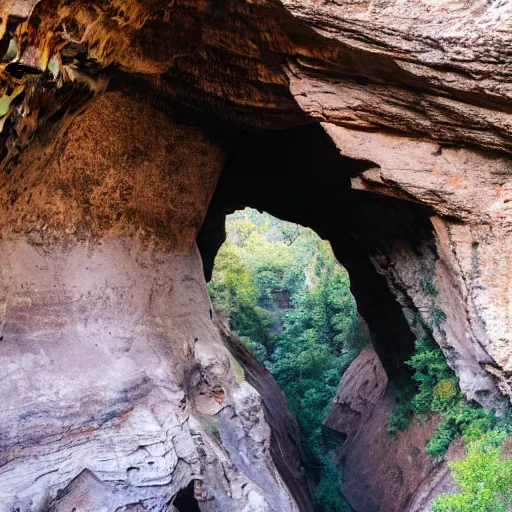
[0,91,301,511]
[324,347,465,512]
[0,0,511,510]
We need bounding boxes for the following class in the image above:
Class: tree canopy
[208,208,512,512]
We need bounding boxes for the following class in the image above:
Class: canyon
[0,1,511,511]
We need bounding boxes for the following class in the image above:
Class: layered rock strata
[0,91,300,511]
[1,0,511,404]
[0,0,511,510]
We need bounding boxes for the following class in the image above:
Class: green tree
[208,243,273,358]
[209,208,367,512]
[432,430,512,512]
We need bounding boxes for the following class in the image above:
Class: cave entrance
[207,206,367,511]
[197,123,442,511]
[207,207,367,369]
[170,480,201,512]
[198,123,430,376]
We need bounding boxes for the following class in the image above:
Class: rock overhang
[0,1,511,509]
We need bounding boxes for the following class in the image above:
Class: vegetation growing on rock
[389,336,511,456]
[388,336,512,509]
[432,429,512,512]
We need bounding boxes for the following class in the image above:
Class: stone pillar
[0,92,299,512]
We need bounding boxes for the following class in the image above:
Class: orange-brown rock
[324,347,464,512]
[0,89,301,511]
[0,0,511,510]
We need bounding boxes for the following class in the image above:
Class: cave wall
[215,317,313,512]
[0,2,510,399]
[0,91,302,511]
[0,0,511,510]
[324,125,512,404]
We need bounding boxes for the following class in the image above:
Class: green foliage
[388,336,506,460]
[387,376,415,436]
[430,306,447,329]
[406,337,458,417]
[425,418,459,457]
[386,335,512,511]
[411,338,498,456]
[420,277,439,297]
[387,336,455,437]
[432,429,512,512]
[313,457,352,512]
[208,243,274,352]
[209,208,366,512]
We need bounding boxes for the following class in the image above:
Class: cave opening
[170,480,201,512]
[198,123,434,378]
[207,205,367,511]
[197,123,475,511]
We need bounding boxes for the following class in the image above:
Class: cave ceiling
[1,0,512,163]
[0,0,511,402]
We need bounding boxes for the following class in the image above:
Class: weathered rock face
[0,0,510,405]
[0,91,301,511]
[324,124,512,406]
[0,0,511,510]
[215,318,314,512]
[324,347,464,512]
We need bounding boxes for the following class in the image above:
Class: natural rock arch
[198,123,510,404]
[0,0,510,510]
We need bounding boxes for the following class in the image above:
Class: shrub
[388,376,415,435]
[434,379,457,401]
[432,429,512,512]
[388,402,414,435]
[406,338,457,417]
[425,418,458,457]
[389,337,504,458]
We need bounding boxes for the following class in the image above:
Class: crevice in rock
[170,481,201,512]
[198,123,431,377]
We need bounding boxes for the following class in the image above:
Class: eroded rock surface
[216,319,313,512]
[324,347,464,512]
[324,124,512,405]
[0,0,511,510]
[0,91,299,511]
[0,0,510,405]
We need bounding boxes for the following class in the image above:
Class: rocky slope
[324,347,464,512]
[0,0,511,510]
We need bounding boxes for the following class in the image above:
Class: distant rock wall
[324,347,463,512]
